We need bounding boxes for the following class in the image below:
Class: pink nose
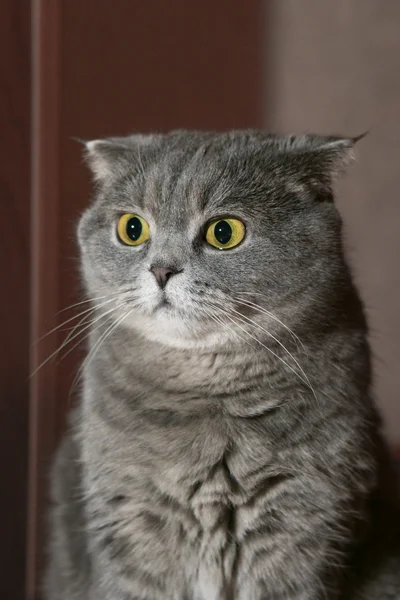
[150,266,180,289]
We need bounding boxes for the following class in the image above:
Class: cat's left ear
[281,133,367,200]
[285,132,367,177]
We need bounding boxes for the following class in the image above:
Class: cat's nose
[150,266,181,289]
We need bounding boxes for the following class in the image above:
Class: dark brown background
[1,1,264,598]
[1,1,399,599]
[1,0,31,598]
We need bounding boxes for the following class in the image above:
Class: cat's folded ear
[280,132,367,199]
[80,138,133,183]
[283,132,367,174]
[75,134,157,183]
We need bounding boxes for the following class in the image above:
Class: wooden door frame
[27,1,62,598]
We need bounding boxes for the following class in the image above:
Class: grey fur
[45,130,400,600]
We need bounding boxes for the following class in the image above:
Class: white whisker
[228,306,315,396]
[58,313,116,364]
[57,291,123,314]
[30,303,127,379]
[59,310,100,351]
[235,294,305,350]
[34,297,118,344]
[212,306,314,393]
[70,307,135,395]
[201,305,256,350]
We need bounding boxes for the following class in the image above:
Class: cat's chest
[182,455,273,600]
[94,413,280,600]
[156,421,277,543]
[189,458,239,527]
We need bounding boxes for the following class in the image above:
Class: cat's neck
[85,322,309,416]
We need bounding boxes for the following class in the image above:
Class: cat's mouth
[155,296,173,311]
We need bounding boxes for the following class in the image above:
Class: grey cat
[45,130,400,600]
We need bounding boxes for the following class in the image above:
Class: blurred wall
[27,3,265,598]
[267,0,400,443]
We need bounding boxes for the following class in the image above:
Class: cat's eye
[205,218,246,250]
[117,214,150,246]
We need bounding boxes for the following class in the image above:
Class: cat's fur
[45,131,400,600]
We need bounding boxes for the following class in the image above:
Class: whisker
[70,307,135,395]
[201,305,256,350]
[212,306,313,393]
[228,306,315,395]
[234,294,305,350]
[57,291,123,314]
[59,309,100,350]
[59,296,134,349]
[34,297,117,344]
[29,303,127,379]
[58,312,116,364]
[57,302,129,358]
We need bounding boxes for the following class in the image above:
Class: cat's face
[78,131,353,348]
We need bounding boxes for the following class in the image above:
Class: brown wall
[0,0,31,598]
[0,2,265,598]
[25,2,266,599]
[267,0,400,444]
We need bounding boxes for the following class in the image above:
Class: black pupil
[214,220,232,245]
[126,216,142,241]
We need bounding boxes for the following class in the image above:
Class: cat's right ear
[74,133,160,183]
[80,139,132,184]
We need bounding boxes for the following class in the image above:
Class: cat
[45,130,400,600]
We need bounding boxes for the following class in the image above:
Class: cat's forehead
[113,136,282,224]
[88,130,356,219]
[140,147,245,219]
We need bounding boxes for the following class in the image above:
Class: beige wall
[266,0,400,443]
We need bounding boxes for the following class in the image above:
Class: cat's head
[78,130,358,349]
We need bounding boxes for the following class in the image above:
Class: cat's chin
[124,308,234,350]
